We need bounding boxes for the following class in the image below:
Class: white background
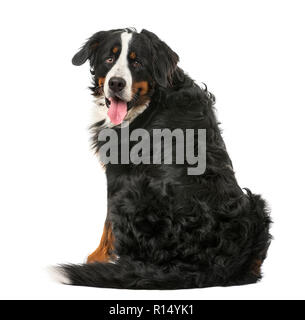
[0,0,304,300]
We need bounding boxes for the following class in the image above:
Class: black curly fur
[59,29,272,289]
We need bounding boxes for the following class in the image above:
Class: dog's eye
[105,57,114,64]
[132,61,141,68]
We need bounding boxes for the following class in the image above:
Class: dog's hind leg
[87,219,115,263]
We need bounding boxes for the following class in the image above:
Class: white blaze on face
[104,32,133,102]
[92,31,147,128]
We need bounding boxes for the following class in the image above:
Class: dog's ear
[141,29,179,87]
[72,31,107,66]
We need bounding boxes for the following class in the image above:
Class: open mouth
[105,92,140,125]
[105,96,128,125]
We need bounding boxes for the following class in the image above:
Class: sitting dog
[56,28,271,289]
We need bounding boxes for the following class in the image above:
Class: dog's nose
[108,77,126,92]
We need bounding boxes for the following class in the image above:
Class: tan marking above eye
[91,42,99,49]
[132,81,149,96]
[98,77,105,87]
[130,52,136,59]
[112,47,119,53]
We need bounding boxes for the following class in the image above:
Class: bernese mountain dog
[55,28,272,289]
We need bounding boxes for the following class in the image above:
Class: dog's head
[72,28,179,125]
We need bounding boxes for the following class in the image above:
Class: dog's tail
[52,255,262,289]
[52,258,204,290]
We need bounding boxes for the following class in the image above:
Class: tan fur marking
[130,52,136,59]
[251,259,263,276]
[132,81,149,96]
[87,220,115,263]
[91,42,99,49]
[112,46,119,54]
[98,77,105,87]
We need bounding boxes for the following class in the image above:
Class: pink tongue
[107,97,128,125]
